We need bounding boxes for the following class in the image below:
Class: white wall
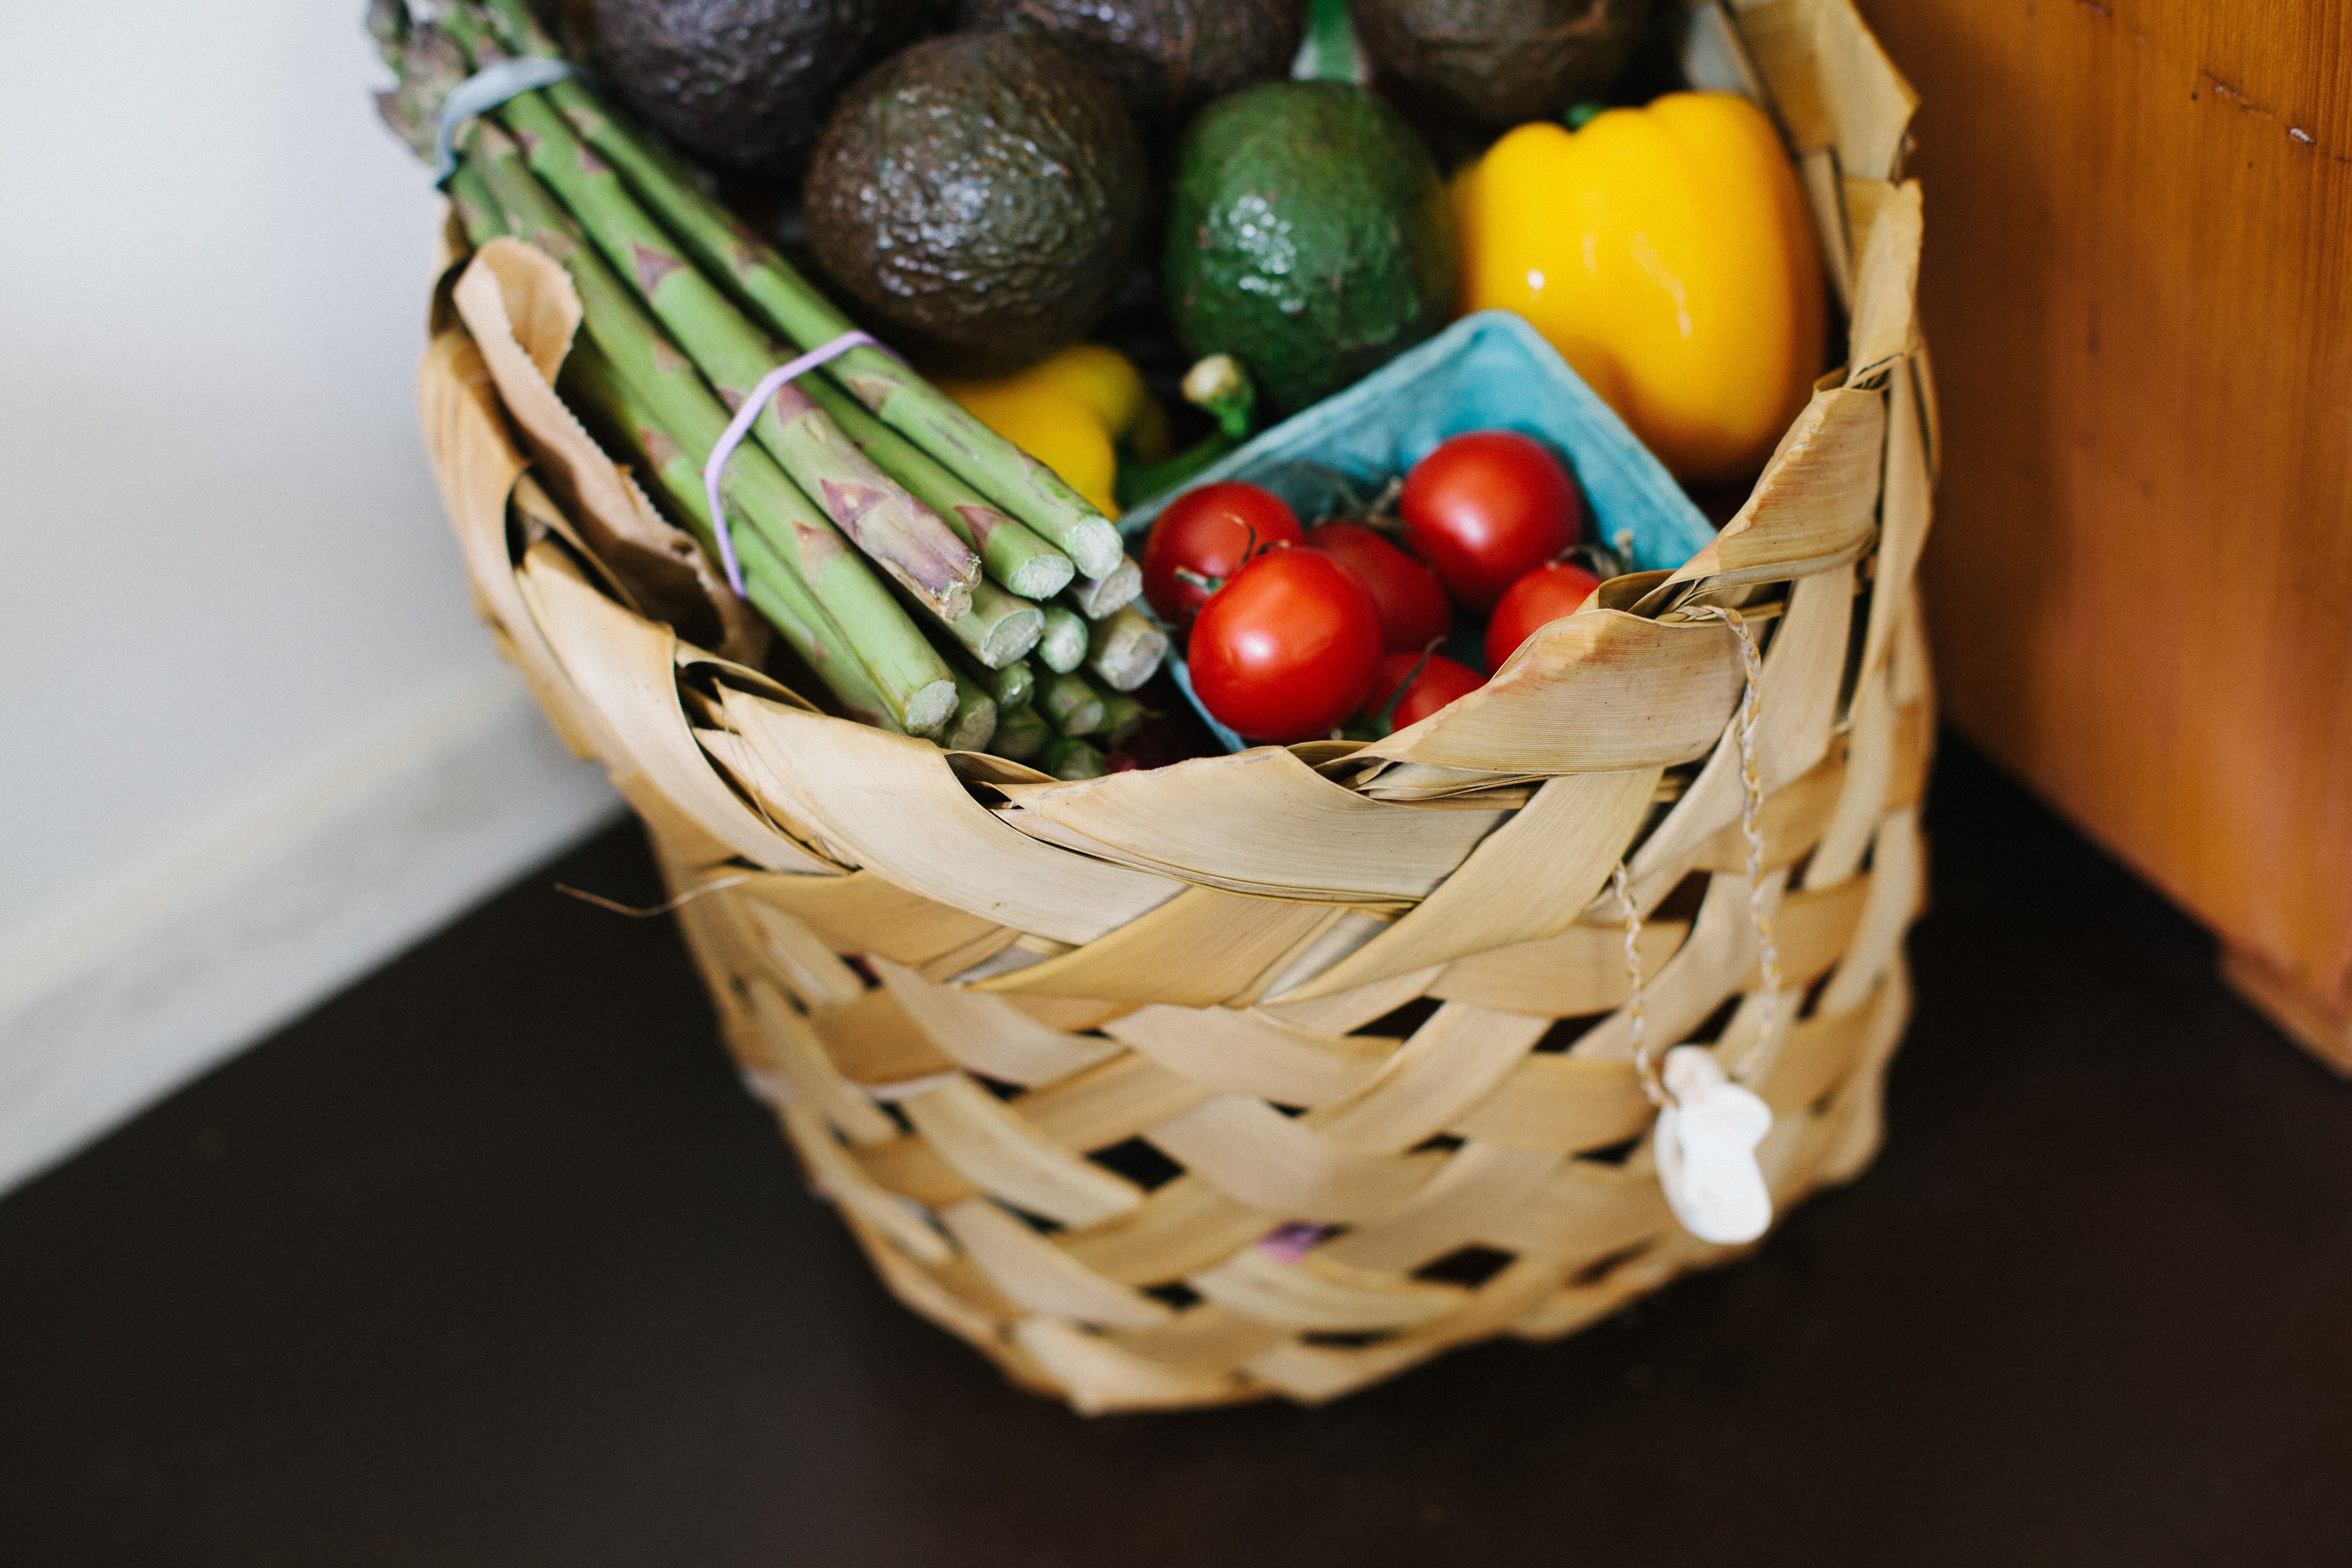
[0,2,620,1191]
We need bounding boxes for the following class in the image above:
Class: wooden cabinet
[1848,0,2352,1068]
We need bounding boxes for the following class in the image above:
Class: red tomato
[1485,560,1602,672]
[1140,481,1304,624]
[1399,432,1582,613]
[1189,548,1382,742]
[1365,651,1484,730]
[1301,522,1452,652]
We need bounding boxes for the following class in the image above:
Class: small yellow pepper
[1452,92,1825,483]
[938,345,1172,519]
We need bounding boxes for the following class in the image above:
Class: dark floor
[3,739,2348,1568]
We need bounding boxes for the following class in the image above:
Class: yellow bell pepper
[938,345,1172,520]
[1452,92,1825,483]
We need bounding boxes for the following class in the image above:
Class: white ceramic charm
[1653,1045,1774,1245]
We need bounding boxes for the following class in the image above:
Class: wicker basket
[416,0,1931,1411]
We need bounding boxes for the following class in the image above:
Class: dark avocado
[579,0,931,183]
[1349,0,1651,129]
[1163,81,1453,416]
[952,0,1305,141]
[802,33,1150,376]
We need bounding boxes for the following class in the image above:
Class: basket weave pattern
[417,1,1930,1412]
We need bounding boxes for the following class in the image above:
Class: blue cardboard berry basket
[1117,311,1721,750]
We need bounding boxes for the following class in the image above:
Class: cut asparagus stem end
[1063,518,1125,581]
[903,678,960,737]
[939,579,1044,669]
[1039,671,1107,737]
[950,645,1032,712]
[976,601,1045,668]
[1037,607,1089,674]
[990,658,1035,712]
[1006,552,1078,600]
[988,704,1050,763]
[1087,604,1170,692]
[1042,736,1108,780]
[1068,555,1144,620]
[943,668,999,752]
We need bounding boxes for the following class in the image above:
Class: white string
[1614,860,1663,1107]
[1621,602,1783,1106]
[700,332,879,596]
[1692,604,1783,1074]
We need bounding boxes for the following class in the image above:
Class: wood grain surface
[1852,0,2352,1063]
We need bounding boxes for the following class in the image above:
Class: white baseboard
[0,663,623,1197]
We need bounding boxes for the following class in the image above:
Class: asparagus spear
[454,116,1049,682]
[903,576,1044,671]
[940,668,1000,753]
[460,0,1126,578]
[1037,671,1106,738]
[735,528,906,733]
[1086,605,1170,692]
[565,95,1127,577]
[952,648,1034,711]
[428,8,983,619]
[465,131,955,732]
[1040,737,1109,781]
[369,2,468,161]
[559,337,915,732]
[986,658,1035,712]
[795,372,1075,601]
[987,704,1050,763]
[465,106,1075,608]
[1036,606,1090,675]
[445,162,508,245]
[1067,554,1144,620]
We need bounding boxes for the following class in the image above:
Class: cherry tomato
[1189,547,1382,742]
[1399,431,1581,613]
[1140,481,1304,624]
[1302,522,1452,652]
[1484,560,1602,672]
[1364,651,1484,730]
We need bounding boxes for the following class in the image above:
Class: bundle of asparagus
[371,0,1167,751]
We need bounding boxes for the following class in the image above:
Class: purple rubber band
[701,330,878,597]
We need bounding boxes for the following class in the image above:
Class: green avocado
[802,33,1150,376]
[1163,82,1455,417]
[1348,0,1653,130]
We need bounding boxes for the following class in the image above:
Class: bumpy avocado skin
[1164,82,1455,417]
[802,34,1150,377]
[1349,0,1652,129]
[583,0,930,182]
[953,0,1305,141]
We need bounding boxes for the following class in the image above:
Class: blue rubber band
[433,56,575,185]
